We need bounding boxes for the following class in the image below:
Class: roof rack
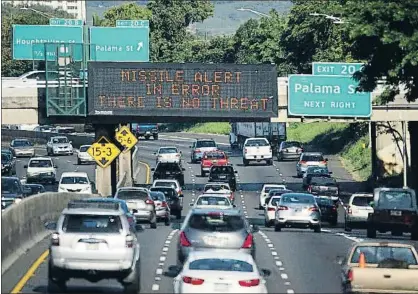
[67,199,120,210]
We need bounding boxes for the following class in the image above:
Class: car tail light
[347,269,353,282]
[278,205,288,210]
[321,161,327,164]
[176,154,180,157]
[51,232,60,246]
[182,276,204,285]
[230,193,234,200]
[244,148,248,154]
[307,185,312,192]
[242,233,253,248]
[161,201,168,207]
[269,147,272,152]
[268,207,276,211]
[309,206,319,212]
[195,149,201,153]
[179,231,191,247]
[239,279,260,287]
[332,206,337,211]
[145,199,154,205]
[347,205,352,214]
[126,234,134,248]
[300,161,307,165]
[404,215,412,224]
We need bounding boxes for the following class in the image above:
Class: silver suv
[115,187,157,229]
[190,139,218,163]
[45,200,141,293]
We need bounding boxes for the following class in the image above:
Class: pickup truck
[338,242,418,293]
[132,123,158,140]
[242,137,273,166]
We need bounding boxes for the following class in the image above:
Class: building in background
[2,0,87,21]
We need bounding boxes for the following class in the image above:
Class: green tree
[187,35,235,63]
[346,1,418,102]
[1,4,71,76]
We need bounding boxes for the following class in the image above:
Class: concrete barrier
[1,129,94,148]
[1,192,97,274]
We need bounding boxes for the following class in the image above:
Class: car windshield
[61,176,89,185]
[62,215,122,233]
[159,148,178,154]
[269,189,291,196]
[282,141,301,148]
[350,246,418,266]
[302,155,324,162]
[189,258,253,272]
[211,166,233,174]
[311,177,336,186]
[150,191,166,201]
[26,185,45,194]
[245,139,269,147]
[150,187,176,199]
[204,152,226,160]
[378,191,414,209]
[196,196,231,206]
[52,137,68,144]
[79,146,90,152]
[316,197,333,205]
[12,140,31,147]
[29,159,52,168]
[154,181,177,189]
[307,167,329,175]
[116,189,148,200]
[196,140,216,148]
[205,184,230,191]
[156,163,181,172]
[1,178,20,194]
[188,213,245,232]
[281,194,315,204]
[264,186,285,193]
[270,197,281,206]
[352,196,373,207]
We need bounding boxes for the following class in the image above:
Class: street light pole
[309,13,346,24]
[237,7,270,18]
[20,7,54,19]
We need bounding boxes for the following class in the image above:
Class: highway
[2,132,418,293]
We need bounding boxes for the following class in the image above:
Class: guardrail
[1,192,97,274]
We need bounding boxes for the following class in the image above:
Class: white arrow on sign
[136,42,143,51]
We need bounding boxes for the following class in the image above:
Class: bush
[185,122,231,135]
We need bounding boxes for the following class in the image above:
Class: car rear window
[211,166,233,174]
[79,146,90,152]
[378,191,414,209]
[264,186,285,193]
[62,214,122,233]
[352,196,373,207]
[316,197,333,205]
[205,184,230,191]
[156,163,181,172]
[310,177,336,186]
[350,246,417,266]
[302,155,324,162]
[159,148,177,154]
[269,197,281,206]
[61,176,89,185]
[204,152,226,159]
[150,187,176,199]
[196,140,216,148]
[12,140,31,147]
[189,258,253,272]
[282,141,301,148]
[281,194,315,204]
[150,191,166,201]
[245,139,269,147]
[196,196,230,206]
[154,181,178,189]
[307,167,329,175]
[116,189,148,201]
[188,213,245,232]
[29,159,52,168]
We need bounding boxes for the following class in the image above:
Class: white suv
[344,193,374,231]
[24,157,56,184]
[259,184,287,209]
[46,200,141,293]
[58,172,92,194]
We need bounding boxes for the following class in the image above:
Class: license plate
[320,186,328,191]
[214,283,229,291]
[219,175,226,179]
[86,243,99,250]
[390,210,402,216]
[203,236,227,247]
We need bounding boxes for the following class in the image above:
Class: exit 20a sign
[312,62,363,76]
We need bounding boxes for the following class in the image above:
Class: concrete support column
[408,122,418,190]
[117,123,133,187]
[370,122,378,189]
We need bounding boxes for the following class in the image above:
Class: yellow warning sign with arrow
[115,126,138,153]
[87,136,121,168]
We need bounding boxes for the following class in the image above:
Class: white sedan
[165,250,270,293]
[190,194,235,209]
[154,146,182,163]
[259,184,287,209]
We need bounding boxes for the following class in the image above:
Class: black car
[315,197,338,226]
[152,162,185,186]
[1,151,16,176]
[208,165,237,191]
[23,184,46,196]
[307,176,339,196]
[150,186,183,219]
[302,166,332,189]
[1,177,31,209]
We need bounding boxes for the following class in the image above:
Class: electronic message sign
[87,62,278,118]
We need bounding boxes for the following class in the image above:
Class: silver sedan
[274,193,321,232]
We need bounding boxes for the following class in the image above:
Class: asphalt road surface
[2,133,417,293]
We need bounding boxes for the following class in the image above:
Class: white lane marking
[279,267,285,271]
[267,243,274,248]
[271,251,278,256]
[242,205,246,209]
[284,281,291,285]
[165,240,170,244]
[152,284,159,291]
[281,273,288,279]
[276,260,282,266]
[321,229,331,232]
[158,262,164,266]
[155,276,161,281]
[160,256,166,262]
[336,232,364,242]
[287,289,295,293]
[156,268,163,275]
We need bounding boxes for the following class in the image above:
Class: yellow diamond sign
[87,136,121,168]
[115,126,138,153]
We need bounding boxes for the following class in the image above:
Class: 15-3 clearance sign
[87,62,278,118]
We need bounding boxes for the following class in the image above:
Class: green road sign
[288,75,372,118]
[116,20,149,28]
[89,27,149,62]
[49,18,83,26]
[312,62,363,76]
[13,25,83,60]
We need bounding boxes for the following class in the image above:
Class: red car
[200,151,228,176]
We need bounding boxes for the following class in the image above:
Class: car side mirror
[164,265,182,277]
[151,168,155,171]
[44,221,57,231]
[54,165,58,168]
[233,204,237,208]
[336,256,344,265]
[325,158,329,161]
[24,165,28,168]
[260,269,271,277]
[179,151,182,154]
[329,171,333,174]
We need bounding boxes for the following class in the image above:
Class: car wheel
[243,159,249,166]
[124,260,141,294]
[264,219,271,228]
[48,261,66,293]
[153,135,158,140]
[176,211,182,220]
[277,154,282,161]
[366,225,376,238]
[77,158,81,165]
[267,159,273,166]
[313,225,321,233]
[274,224,281,232]
[329,219,337,227]
[164,217,170,226]
[344,221,352,232]
[150,221,157,229]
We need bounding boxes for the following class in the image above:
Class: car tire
[264,219,271,228]
[124,260,141,294]
[77,158,82,165]
[366,225,376,238]
[150,214,157,229]
[329,219,337,227]
[48,261,66,293]
[154,135,158,140]
[176,211,182,220]
[313,225,321,233]
[274,224,281,232]
[145,136,150,140]
[267,159,273,166]
[243,159,249,166]
[344,221,352,232]
[164,217,170,226]
[200,169,205,177]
